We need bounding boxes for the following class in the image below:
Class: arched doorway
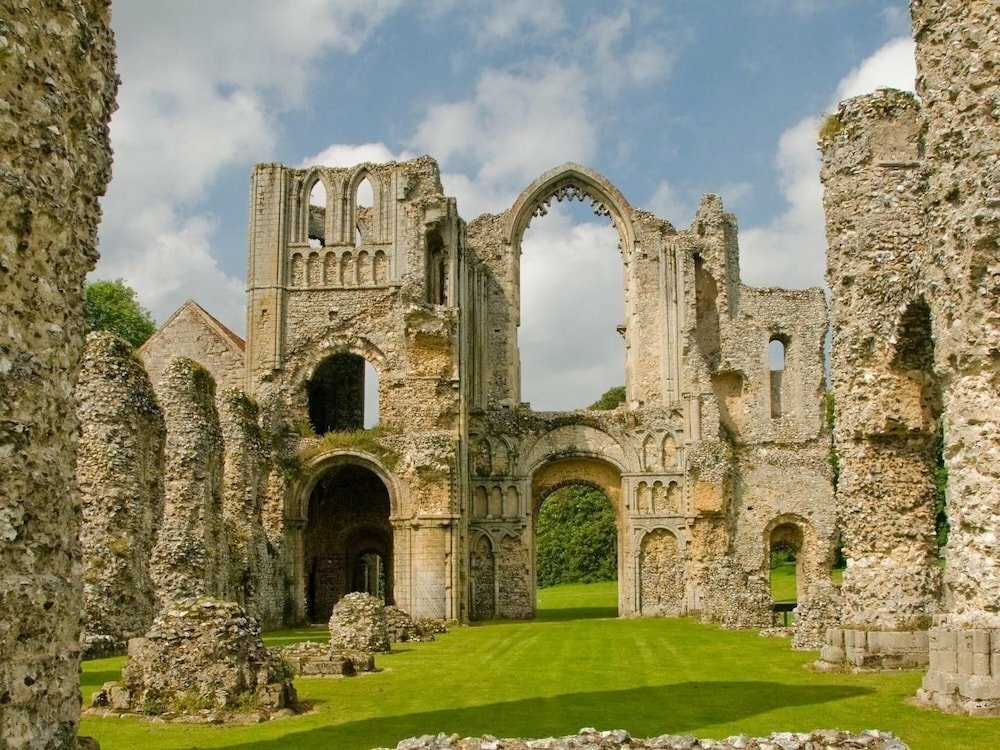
[303,462,392,622]
[530,456,623,618]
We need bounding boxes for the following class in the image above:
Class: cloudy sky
[98,1,917,411]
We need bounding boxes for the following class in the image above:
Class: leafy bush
[536,485,617,588]
[588,386,625,410]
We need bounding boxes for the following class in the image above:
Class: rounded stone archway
[290,453,400,623]
[530,456,624,616]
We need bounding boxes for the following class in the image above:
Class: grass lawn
[769,565,844,602]
[80,582,996,750]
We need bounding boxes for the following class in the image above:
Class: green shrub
[537,485,617,588]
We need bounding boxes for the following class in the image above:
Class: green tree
[536,485,617,588]
[84,278,156,348]
[589,385,625,410]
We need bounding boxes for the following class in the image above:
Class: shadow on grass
[535,606,619,622]
[225,681,874,750]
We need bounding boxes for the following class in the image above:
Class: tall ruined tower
[245,157,464,621]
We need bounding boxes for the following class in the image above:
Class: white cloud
[739,36,916,289]
[739,116,826,288]
[412,65,597,190]
[96,1,403,332]
[834,37,916,103]
[299,143,416,169]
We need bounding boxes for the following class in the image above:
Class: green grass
[80,583,996,750]
[770,566,844,602]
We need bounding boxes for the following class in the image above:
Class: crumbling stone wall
[218,388,283,628]
[247,158,462,621]
[910,0,1000,715]
[150,358,228,605]
[820,90,941,669]
[91,599,295,720]
[638,529,684,615]
[77,332,165,656]
[328,592,391,653]
[0,1,117,746]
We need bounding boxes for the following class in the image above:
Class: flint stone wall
[329,592,391,653]
[77,332,165,656]
[911,0,1000,714]
[382,729,908,750]
[820,90,941,669]
[0,1,117,746]
[150,358,228,605]
[218,388,283,628]
[92,598,295,719]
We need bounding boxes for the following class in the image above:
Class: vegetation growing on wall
[588,386,625,410]
[536,485,617,588]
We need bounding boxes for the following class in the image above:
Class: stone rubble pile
[381,728,908,750]
[89,598,296,721]
[329,592,392,652]
[385,605,447,643]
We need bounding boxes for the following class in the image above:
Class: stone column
[819,91,941,669]
[0,2,117,746]
[150,358,227,605]
[77,333,165,656]
[218,388,282,628]
[911,0,1000,715]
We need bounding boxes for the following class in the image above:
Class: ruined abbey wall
[819,0,999,714]
[0,1,117,746]
[911,0,1000,715]
[247,158,463,621]
[78,333,165,656]
[149,358,228,605]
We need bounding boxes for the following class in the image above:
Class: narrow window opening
[769,336,787,418]
[308,179,326,249]
[426,229,447,305]
[356,177,374,208]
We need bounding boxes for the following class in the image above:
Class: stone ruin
[0,0,117,747]
[381,729,909,750]
[328,592,392,653]
[89,599,295,721]
[818,0,999,714]
[1,0,997,747]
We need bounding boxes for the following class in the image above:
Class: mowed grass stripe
[80,583,998,750]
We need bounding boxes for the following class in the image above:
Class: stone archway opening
[303,462,392,622]
[531,457,623,619]
[769,522,803,605]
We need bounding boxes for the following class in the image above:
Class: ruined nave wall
[0,2,117,746]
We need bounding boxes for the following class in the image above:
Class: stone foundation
[90,598,295,720]
[915,622,1000,716]
[381,728,908,750]
[819,628,929,670]
[278,641,375,676]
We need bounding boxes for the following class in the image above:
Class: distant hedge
[536,485,617,588]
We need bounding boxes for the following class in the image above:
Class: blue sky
[98,1,916,409]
